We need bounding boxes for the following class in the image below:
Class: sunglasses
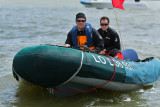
[101,23,109,26]
[77,20,86,22]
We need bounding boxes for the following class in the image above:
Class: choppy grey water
[0,0,160,107]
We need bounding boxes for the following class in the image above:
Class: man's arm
[92,28,104,53]
[64,30,73,47]
[111,31,121,50]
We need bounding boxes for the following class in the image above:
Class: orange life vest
[72,23,95,50]
[77,35,95,50]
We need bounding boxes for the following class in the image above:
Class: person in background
[64,12,103,54]
[98,16,123,59]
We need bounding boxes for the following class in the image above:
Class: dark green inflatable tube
[13,45,83,87]
[13,45,126,88]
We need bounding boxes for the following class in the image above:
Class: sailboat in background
[80,0,148,9]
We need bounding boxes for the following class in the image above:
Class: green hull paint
[13,45,82,87]
[13,45,160,88]
[78,52,126,82]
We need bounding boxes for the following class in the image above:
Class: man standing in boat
[64,12,104,54]
[98,16,123,59]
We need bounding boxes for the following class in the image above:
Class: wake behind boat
[80,0,148,9]
[12,45,160,96]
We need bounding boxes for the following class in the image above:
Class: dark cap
[76,13,86,20]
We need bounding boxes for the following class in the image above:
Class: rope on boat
[58,51,84,86]
[12,66,19,81]
[53,55,116,93]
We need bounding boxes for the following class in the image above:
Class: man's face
[76,18,86,31]
[100,19,109,31]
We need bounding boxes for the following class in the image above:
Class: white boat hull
[70,76,141,91]
[80,0,148,9]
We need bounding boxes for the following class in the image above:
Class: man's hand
[64,44,71,47]
[99,49,106,55]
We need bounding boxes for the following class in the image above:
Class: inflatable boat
[12,45,160,96]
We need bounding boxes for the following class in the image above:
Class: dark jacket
[98,27,121,51]
[65,28,104,53]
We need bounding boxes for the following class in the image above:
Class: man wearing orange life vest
[64,13,104,54]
